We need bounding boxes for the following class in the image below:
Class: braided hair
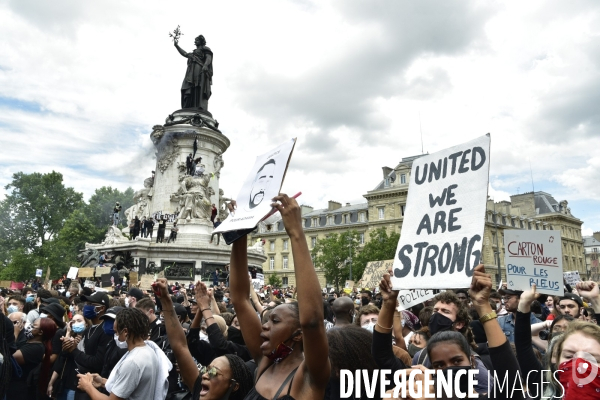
[223,354,253,400]
[115,308,149,341]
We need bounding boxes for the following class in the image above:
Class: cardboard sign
[392,135,491,290]
[345,280,355,289]
[139,274,155,290]
[129,271,139,286]
[397,289,437,311]
[84,280,95,289]
[78,268,96,278]
[67,267,79,279]
[35,269,43,277]
[213,138,296,234]
[0,280,11,288]
[563,271,582,287]
[96,266,112,276]
[503,230,563,295]
[359,260,394,288]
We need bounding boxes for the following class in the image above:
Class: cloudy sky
[1,0,598,234]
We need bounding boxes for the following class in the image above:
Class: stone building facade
[584,232,600,281]
[250,156,585,289]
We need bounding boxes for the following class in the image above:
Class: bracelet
[376,322,393,331]
[479,311,498,324]
[205,317,214,321]
[201,308,211,313]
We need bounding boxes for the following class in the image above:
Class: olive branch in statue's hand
[169,25,183,43]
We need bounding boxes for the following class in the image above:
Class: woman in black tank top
[228,194,331,400]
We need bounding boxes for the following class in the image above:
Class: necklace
[87,324,100,340]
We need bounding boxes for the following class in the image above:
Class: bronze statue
[174,34,213,111]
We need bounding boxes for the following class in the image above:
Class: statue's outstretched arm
[174,41,188,58]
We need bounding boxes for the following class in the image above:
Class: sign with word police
[503,230,563,295]
[392,134,490,290]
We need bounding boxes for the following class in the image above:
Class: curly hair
[224,354,253,400]
[115,308,149,341]
[431,291,476,348]
[327,325,378,376]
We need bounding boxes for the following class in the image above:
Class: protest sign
[36,269,43,277]
[0,280,11,288]
[67,267,79,279]
[503,230,563,295]
[392,135,491,290]
[213,138,296,235]
[345,280,355,289]
[84,280,95,289]
[78,268,96,278]
[359,260,394,288]
[563,271,581,287]
[96,266,111,276]
[139,274,154,290]
[397,290,437,311]
[129,271,138,286]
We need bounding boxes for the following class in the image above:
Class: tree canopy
[352,227,400,280]
[0,171,133,281]
[311,230,361,291]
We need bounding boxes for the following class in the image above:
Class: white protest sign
[67,267,79,279]
[35,269,43,277]
[252,273,265,291]
[563,271,581,287]
[392,135,491,290]
[397,289,438,311]
[503,230,563,295]
[213,138,296,233]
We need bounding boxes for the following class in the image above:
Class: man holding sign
[392,134,491,290]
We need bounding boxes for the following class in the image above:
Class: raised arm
[229,230,264,362]
[272,194,330,388]
[155,278,199,390]
[174,40,188,58]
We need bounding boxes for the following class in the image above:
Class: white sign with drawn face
[392,134,491,290]
[213,138,296,233]
[504,229,563,295]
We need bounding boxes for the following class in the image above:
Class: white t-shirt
[108,345,158,400]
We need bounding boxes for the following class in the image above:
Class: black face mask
[361,297,370,306]
[428,312,454,335]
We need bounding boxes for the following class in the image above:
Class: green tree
[0,171,83,281]
[312,230,361,291]
[353,228,400,280]
[86,186,135,229]
[268,274,282,288]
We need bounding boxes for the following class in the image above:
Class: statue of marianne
[174,35,213,111]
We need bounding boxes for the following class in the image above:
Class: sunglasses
[12,320,21,325]
[199,366,223,379]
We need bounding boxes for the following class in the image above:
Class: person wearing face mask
[354,304,379,332]
[48,313,90,400]
[26,288,53,326]
[9,311,27,349]
[360,289,372,307]
[135,297,165,344]
[62,292,112,400]
[7,294,26,314]
[76,308,172,400]
[125,287,144,309]
[97,306,128,379]
[8,318,58,400]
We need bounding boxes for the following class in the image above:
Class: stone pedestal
[87,109,266,282]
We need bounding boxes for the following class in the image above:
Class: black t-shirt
[192,376,202,400]
[15,342,44,381]
[158,220,167,230]
[149,318,166,344]
[16,329,27,349]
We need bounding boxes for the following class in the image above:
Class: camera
[539,330,549,341]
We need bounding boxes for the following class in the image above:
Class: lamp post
[347,235,353,281]
[493,201,502,288]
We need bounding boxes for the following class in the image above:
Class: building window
[343,214,349,224]
[400,205,405,216]
[378,207,385,220]
[502,216,506,225]
[270,241,275,251]
[327,215,334,225]
[269,257,274,270]
[401,174,406,184]
[283,256,288,269]
[312,217,319,227]
[311,237,317,248]
[384,178,390,187]
[359,233,365,244]
[282,277,288,286]
[283,239,288,250]
[511,218,516,227]
[359,212,366,222]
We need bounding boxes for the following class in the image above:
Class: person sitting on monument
[167,222,179,243]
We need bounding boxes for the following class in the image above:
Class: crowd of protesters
[0,194,599,400]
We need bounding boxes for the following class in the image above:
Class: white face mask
[199,331,209,342]
[40,313,48,319]
[114,333,128,349]
[124,297,130,307]
[362,322,375,333]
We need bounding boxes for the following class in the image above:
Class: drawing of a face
[248,159,276,210]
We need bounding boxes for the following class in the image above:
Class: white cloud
[0,0,598,230]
